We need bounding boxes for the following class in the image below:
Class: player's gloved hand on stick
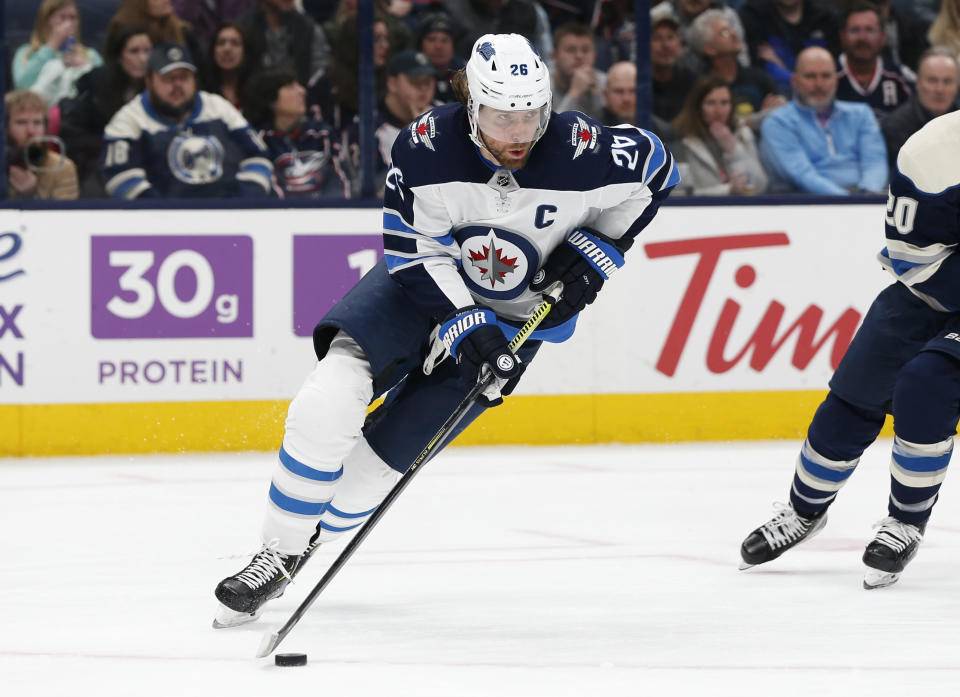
[530,227,625,325]
[435,305,522,389]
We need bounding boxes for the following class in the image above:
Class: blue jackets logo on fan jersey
[168,132,225,184]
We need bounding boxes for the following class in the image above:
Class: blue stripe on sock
[269,483,329,516]
[279,446,343,481]
[799,453,855,483]
[892,450,952,473]
[319,520,364,533]
[327,504,378,519]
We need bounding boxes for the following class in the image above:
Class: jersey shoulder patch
[390,103,486,187]
[897,111,960,195]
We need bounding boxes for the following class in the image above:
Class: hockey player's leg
[214,332,373,626]
[740,392,885,569]
[313,436,402,544]
[863,350,960,589]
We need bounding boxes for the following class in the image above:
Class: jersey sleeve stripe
[383,211,456,245]
[883,239,956,263]
[638,128,667,185]
[105,168,150,198]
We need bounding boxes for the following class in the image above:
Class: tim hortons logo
[645,233,862,376]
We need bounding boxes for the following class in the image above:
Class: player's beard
[479,131,533,170]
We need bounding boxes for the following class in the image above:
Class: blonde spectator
[6,90,79,200]
[928,0,960,55]
[672,75,767,195]
[13,0,103,98]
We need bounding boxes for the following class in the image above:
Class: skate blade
[738,560,756,571]
[212,602,263,628]
[863,568,901,590]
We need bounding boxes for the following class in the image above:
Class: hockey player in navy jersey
[101,43,274,199]
[213,33,679,627]
[740,110,960,589]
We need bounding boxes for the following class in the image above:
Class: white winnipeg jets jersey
[880,110,960,312]
[382,103,679,323]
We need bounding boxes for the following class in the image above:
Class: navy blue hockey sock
[887,351,960,526]
[789,392,886,517]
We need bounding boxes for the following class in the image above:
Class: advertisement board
[0,204,893,455]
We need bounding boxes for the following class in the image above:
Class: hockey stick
[256,283,563,658]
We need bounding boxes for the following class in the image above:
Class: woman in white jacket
[672,75,767,196]
[13,0,103,105]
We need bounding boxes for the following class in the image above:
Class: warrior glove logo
[495,354,516,372]
[568,229,624,280]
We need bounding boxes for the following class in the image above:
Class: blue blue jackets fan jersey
[382,103,679,326]
[102,91,274,199]
[880,110,960,312]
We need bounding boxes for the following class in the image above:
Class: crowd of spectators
[4,0,960,201]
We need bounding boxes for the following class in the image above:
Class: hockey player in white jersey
[213,33,678,627]
[740,110,960,589]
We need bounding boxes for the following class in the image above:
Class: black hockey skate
[212,541,319,628]
[862,516,925,590]
[739,502,828,569]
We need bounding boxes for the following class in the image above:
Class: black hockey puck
[275,653,307,667]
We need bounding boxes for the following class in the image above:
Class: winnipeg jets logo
[476,42,496,61]
[570,116,599,160]
[468,231,519,288]
[410,112,436,151]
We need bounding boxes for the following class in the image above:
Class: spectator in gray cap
[376,50,439,168]
[416,13,466,104]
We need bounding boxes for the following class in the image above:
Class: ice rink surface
[3,440,960,696]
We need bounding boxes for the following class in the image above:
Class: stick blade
[256,628,282,658]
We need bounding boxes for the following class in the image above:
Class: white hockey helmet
[465,33,552,148]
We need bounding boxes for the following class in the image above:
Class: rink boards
[0,203,894,455]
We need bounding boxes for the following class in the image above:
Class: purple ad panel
[293,235,383,336]
[91,236,253,339]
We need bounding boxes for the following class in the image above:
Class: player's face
[792,51,837,111]
[916,55,960,116]
[421,31,454,68]
[700,87,732,126]
[477,106,543,169]
[7,108,45,147]
[552,35,595,78]
[651,25,681,68]
[273,81,306,120]
[841,11,885,61]
[147,68,197,113]
[120,33,151,80]
[214,27,244,71]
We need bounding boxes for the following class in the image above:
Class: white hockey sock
[261,333,374,555]
[315,436,401,544]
